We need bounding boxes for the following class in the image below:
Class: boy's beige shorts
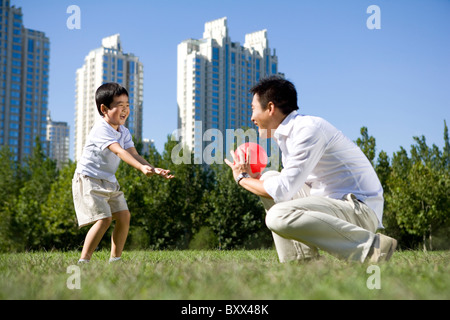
[72,173,129,228]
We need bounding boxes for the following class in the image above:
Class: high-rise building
[0,0,50,161]
[141,138,155,156]
[177,17,282,160]
[74,34,143,161]
[46,111,69,169]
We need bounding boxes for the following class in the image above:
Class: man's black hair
[250,76,299,115]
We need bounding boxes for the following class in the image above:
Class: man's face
[251,94,272,139]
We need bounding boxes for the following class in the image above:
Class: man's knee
[265,204,289,233]
[265,198,312,234]
[265,209,277,232]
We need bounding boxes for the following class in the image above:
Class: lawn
[0,249,448,301]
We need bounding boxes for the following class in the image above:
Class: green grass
[0,249,449,300]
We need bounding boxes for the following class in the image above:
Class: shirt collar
[101,117,122,136]
[274,110,300,139]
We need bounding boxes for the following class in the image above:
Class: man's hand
[224,147,261,180]
[224,147,271,198]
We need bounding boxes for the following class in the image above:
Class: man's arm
[238,177,272,198]
[224,151,272,199]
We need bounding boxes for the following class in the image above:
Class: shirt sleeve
[89,123,120,151]
[263,124,327,203]
[122,127,135,150]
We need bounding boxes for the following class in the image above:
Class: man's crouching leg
[260,171,320,263]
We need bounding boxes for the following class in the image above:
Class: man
[225,76,397,263]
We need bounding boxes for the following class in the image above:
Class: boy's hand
[140,165,174,179]
[140,165,156,177]
[154,168,175,179]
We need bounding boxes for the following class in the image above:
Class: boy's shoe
[109,257,122,263]
[367,233,398,263]
[77,259,90,264]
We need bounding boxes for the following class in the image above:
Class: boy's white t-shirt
[76,118,135,183]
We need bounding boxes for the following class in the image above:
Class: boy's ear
[100,104,109,115]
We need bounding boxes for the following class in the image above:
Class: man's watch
[235,172,251,185]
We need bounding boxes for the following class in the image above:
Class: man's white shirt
[263,111,384,228]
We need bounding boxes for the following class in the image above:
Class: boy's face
[101,94,130,130]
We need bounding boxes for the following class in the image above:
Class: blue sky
[12,0,450,161]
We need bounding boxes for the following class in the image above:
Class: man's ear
[267,102,276,116]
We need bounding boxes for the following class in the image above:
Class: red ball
[234,142,268,174]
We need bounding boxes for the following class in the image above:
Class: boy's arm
[108,143,174,179]
[108,143,154,176]
[125,147,174,178]
[126,147,154,168]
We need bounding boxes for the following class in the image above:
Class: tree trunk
[423,233,427,252]
[429,224,433,251]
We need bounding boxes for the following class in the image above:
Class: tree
[1,121,447,252]
[442,120,449,169]
[41,161,85,249]
[155,137,213,248]
[207,164,272,249]
[385,127,450,251]
[375,150,391,193]
[0,146,23,251]
[118,136,213,249]
[387,161,449,250]
[356,126,376,166]
[10,138,59,250]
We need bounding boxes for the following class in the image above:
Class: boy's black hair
[250,75,299,115]
[95,82,129,117]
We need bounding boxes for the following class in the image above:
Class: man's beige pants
[260,171,379,263]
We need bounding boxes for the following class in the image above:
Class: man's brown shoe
[367,233,398,263]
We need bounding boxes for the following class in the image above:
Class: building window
[129,61,135,73]
[212,47,219,60]
[28,39,34,52]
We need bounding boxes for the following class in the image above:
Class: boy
[73,82,173,263]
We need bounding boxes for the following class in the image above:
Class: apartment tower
[46,111,69,169]
[177,17,282,161]
[0,0,50,161]
[74,34,143,161]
